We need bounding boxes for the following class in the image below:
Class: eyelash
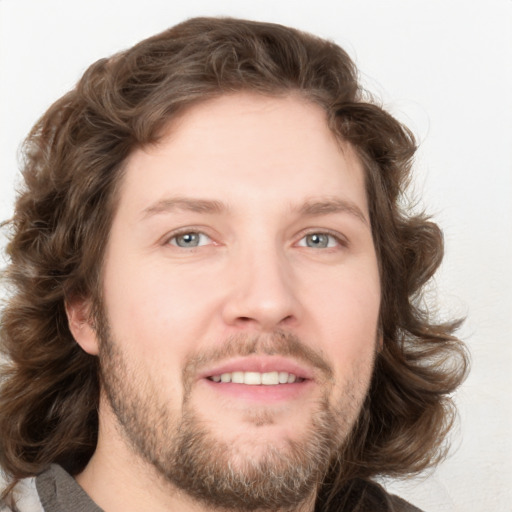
[297,230,348,250]
[165,228,214,248]
[162,228,348,250]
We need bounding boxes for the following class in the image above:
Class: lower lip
[202,378,312,402]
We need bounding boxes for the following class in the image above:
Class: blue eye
[298,233,338,249]
[169,232,210,248]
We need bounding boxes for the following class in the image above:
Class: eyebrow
[142,197,226,218]
[297,198,369,225]
[141,196,369,226]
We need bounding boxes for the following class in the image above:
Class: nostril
[235,315,295,327]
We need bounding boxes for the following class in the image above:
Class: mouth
[208,371,305,385]
[198,356,313,402]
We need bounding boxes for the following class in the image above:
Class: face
[75,93,381,510]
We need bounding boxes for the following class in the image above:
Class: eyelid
[162,227,215,247]
[159,227,348,249]
[295,229,349,248]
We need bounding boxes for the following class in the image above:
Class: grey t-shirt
[1,465,101,512]
[36,465,102,512]
[2,464,423,512]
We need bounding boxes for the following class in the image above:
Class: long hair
[0,16,468,496]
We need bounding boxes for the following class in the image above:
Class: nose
[221,246,301,332]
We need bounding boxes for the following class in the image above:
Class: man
[0,17,468,512]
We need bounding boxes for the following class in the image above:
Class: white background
[1,0,511,510]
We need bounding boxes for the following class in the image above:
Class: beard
[95,313,375,511]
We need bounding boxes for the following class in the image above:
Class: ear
[65,297,100,356]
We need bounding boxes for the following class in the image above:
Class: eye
[168,232,211,248]
[297,233,340,249]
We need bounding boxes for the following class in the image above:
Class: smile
[208,371,304,385]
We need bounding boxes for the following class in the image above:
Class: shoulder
[0,477,44,512]
[356,479,424,512]
[387,494,424,512]
[322,478,424,512]
[1,464,100,512]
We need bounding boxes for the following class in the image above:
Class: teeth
[209,371,301,385]
[232,371,244,384]
[245,372,262,385]
[261,371,278,385]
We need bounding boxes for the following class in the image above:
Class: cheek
[102,259,219,357]
[309,270,380,364]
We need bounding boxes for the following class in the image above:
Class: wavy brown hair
[0,16,468,502]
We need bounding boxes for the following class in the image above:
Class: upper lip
[198,356,315,381]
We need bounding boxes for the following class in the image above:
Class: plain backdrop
[1,0,511,510]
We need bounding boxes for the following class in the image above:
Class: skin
[68,93,382,512]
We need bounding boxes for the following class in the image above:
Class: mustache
[182,330,334,390]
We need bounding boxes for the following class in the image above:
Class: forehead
[118,93,368,218]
